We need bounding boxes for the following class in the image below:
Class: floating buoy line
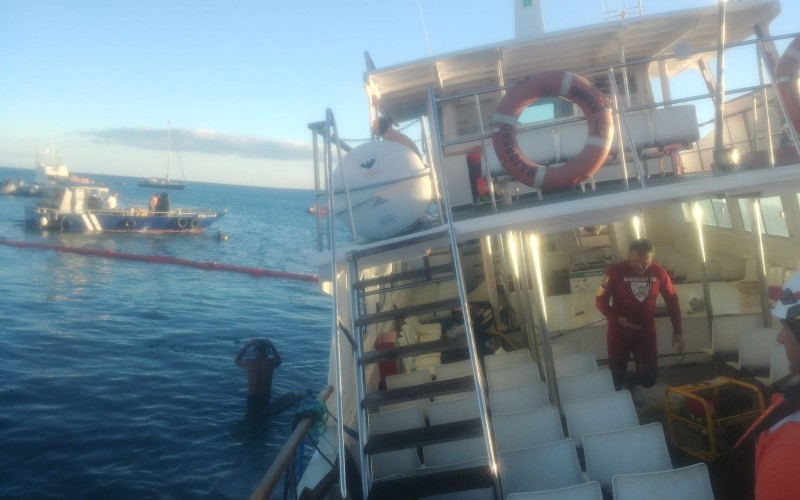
[0,238,319,283]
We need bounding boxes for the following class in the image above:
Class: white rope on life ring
[177,217,188,228]
[776,36,800,135]
[190,218,199,229]
[491,70,614,191]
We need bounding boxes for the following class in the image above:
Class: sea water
[0,167,331,499]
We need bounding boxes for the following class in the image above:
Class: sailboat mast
[166,120,171,181]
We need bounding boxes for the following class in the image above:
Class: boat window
[519,97,574,124]
[711,199,732,229]
[682,199,731,229]
[738,197,789,237]
[695,200,717,226]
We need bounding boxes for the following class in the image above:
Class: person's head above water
[253,339,269,356]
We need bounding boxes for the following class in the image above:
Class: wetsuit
[595,260,682,389]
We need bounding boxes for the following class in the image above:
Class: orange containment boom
[0,238,319,283]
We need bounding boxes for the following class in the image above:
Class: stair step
[355,263,454,290]
[362,376,476,410]
[365,418,483,455]
[368,464,495,500]
[361,336,467,365]
[349,227,449,260]
[356,298,460,327]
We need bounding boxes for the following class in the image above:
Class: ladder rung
[361,376,475,410]
[356,298,460,327]
[349,227,449,260]
[368,464,495,499]
[355,263,454,290]
[364,418,482,455]
[361,336,467,365]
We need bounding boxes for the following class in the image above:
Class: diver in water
[235,339,282,406]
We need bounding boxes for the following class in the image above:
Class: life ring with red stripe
[491,70,614,191]
[776,36,800,134]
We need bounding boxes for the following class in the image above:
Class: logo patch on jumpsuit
[625,276,654,302]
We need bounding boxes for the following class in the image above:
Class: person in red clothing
[735,272,800,499]
[595,239,684,390]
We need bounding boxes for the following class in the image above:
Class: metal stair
[314,109,501,499]
[347,240,501,499]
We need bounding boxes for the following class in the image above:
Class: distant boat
[0,178,17,195]
[139,121,188,190]
[25,185,225,233]
[139,176,187,190]
[30,149,97,197]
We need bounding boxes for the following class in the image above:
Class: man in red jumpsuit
[595,239,684,390]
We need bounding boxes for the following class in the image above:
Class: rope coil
[292,400,328,437]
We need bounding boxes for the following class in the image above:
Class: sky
[0,0,797,189]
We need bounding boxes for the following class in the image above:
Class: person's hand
[672,333,685,353]
[618,316,641,330]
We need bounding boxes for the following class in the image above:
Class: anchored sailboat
[139,121,188,190]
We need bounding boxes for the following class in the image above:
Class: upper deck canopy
[365,0,781,122]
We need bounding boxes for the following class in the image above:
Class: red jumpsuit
[595,260,682,389]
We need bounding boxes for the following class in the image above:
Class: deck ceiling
[366,0,781,122]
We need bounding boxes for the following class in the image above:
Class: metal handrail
[427,85,502,498]
[322,109,348,500]
[608,67,647,189]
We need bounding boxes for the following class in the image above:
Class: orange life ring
[776,36,800,134]
[491,70,614,191]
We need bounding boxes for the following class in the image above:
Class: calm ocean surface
[0,167,332,499]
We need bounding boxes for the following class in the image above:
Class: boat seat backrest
[553,351,598,378]
[583,422,672,489]
[564,389,639,446]
[612,463,714,500]
[489,380,551,415]
[506,481,603,500]
[485,347,532,371]
[710,314,762,356]
[422,437,488,468]
[386,369,432,389]
[435,359,474,381]
[652,105,699,147]
[369,406,425,480]
[487,361,542,391]
[556,369,615,410]
[617,110,653,152]
[492,405,565,452]
[498,438,585,495]
[736,327,780,369]
[428,394,480,424]
[550,339,583,359]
